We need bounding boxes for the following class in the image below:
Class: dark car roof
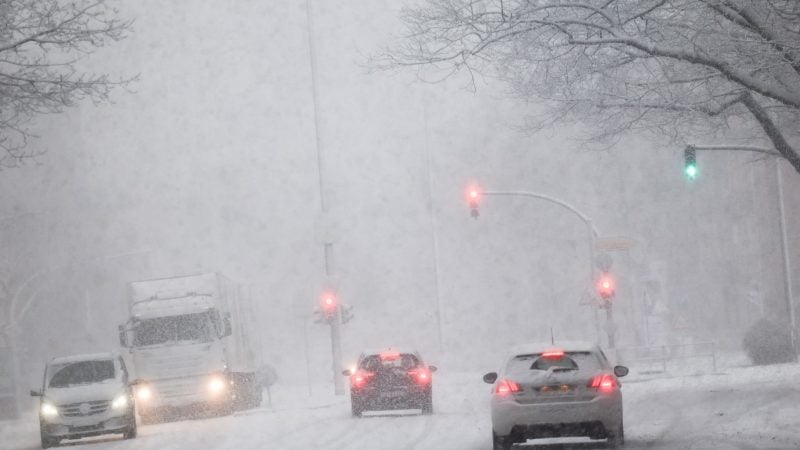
[359,348,421,357]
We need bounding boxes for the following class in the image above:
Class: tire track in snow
[404,413,435,449]
[628,387,789,449]
[330,412,427,450]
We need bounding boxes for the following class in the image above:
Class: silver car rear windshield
[505,352,604,377]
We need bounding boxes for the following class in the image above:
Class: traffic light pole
[685,145,795,353]
[331,305,344,395]
[307,0,348,395]
[605,304,616,349]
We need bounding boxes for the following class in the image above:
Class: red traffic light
[596,273,615,299]
[466,185,481,206]
[466,185,481,218]
[321,292,337,311]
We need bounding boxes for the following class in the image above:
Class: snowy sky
[1,0,799,397]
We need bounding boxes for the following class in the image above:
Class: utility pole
[314,289,351,395]
[304,0,346,395]
[330,294,344,395]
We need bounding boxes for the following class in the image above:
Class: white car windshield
[48,360,116,388]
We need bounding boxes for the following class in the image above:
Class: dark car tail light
[408,368,432,384]
[495,379,521,396]
[351,370,375,388]
[587,374,618,393]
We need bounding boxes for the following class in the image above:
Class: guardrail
[615,342,717,373]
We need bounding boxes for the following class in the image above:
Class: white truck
[118,273,262,421]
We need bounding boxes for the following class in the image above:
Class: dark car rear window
[48,360,116,388]
[360,353,420,371]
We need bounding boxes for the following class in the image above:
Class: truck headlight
[41,402,59,419]
[112,394,129,410]
[208,375,227,394]
[136,385,152,402]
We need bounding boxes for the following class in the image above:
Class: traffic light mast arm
[478,190,601,304]
[481,190,600,239]
[686,144,779,157]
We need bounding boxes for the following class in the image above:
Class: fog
[2,0,800,434]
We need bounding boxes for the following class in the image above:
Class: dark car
[343,349,437,417]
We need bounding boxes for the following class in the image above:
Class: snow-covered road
[4,361,800,449]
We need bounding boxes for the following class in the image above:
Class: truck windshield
[48,360,116,388]
[133,312,214,347]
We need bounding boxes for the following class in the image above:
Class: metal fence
[615,342,717,373]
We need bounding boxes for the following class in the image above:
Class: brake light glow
[495,379,521,396]
[351,370,374,388]
[380,351,400,361]
[588,374,618,393]
[542,349,565,359]
[408,369,432,384]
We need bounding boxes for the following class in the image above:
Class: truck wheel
[251,387,263,408]
[243,385,262,409]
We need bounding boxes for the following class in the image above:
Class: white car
[484,341,628,449]
[30,352,137,448]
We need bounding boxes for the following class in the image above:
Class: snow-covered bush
[743,318,796,365]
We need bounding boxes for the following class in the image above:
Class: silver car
[484,341,628,449]
[30,352,137,448]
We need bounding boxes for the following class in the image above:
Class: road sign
[595,237,636,252]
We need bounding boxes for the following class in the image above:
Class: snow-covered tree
[0,0,133,168]
[379,0,800,173]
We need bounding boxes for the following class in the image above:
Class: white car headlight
[111,394,129,410]
[40,402,59,419]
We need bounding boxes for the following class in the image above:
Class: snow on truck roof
[49,352,119,365]
[131,294,216,319]
[128,272,224,303]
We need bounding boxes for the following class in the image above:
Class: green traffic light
[685,164,697,179]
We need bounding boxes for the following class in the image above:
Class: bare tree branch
[0,0,134,169]
[380,0,800,174]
